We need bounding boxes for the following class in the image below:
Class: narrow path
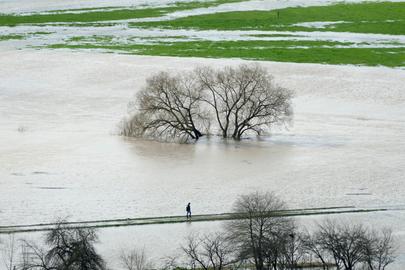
[0,206,393,234]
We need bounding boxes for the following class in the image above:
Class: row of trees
[178,192,397,270]
[121,64,293,142]
[0,193,397,270]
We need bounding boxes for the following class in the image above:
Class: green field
[2,1,404,67]
[132,2,405,35]
[47,39,405,67]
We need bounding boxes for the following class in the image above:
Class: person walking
[186,202,191,219]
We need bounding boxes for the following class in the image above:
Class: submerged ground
[0,0,405,269]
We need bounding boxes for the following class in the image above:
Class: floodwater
[0,49,405,268]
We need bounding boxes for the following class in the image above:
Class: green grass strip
[0,34,25,41]
[46,40,405,67]
[132,2,405,35]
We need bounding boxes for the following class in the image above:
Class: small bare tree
[301,230,331,269]
[122,71,209,142]
[160,256,179,270]
[362,228,397,270]
[226,192,293,270]
[120,248,153,270]
[283,228,306,270]
[21,220,105,270]
[181,232,235,270]
[317,220,368,270]
[197,64,293,140]
[46,222,105,270]
[19,240,50,270]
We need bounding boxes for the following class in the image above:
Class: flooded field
[0,49,405,268]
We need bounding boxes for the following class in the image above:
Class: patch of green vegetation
[46,40,405,67]
[132,2,405,35]
[137,35,189,40]
[0,0,245,26]
[68,35,115,43]
[50,22,119,27]
[29,31,52,35]
[246,34,301,38]
[65,35,191,45]
[0,34,25,41]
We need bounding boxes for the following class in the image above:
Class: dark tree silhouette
[22,220,105,270]
[226,192,293,270]
[182,233,235,270]
[197,64,293,140]
[122,71,209,142]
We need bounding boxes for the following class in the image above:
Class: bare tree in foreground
[312,219,397,270]
[20,240,49,270]
[283,227,306,270]
[317,220,367,270]
[197,64,293,140]
[363,228,397,270]
[122,71,209,142]
[120,248,153,270]
[22,220,105,270]
[226,192,293,270]
[181,233,235,270]
[302,230,331,269]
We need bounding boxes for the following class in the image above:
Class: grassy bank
[47,40,405,67]
[132,2,405,35]
[0,34,25,41]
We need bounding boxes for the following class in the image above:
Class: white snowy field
[0,49,405,268]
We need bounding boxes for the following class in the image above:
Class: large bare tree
[122,64,293,142]
[197,64,293,140]
[122,71,209,142]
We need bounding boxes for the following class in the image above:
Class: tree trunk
[193,128,203,139]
